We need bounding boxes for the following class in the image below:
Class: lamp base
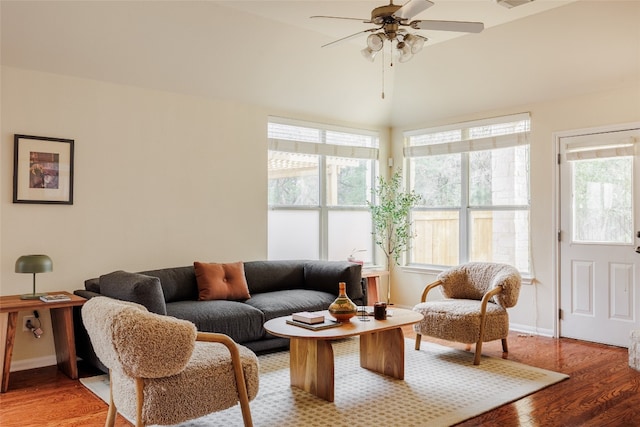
[20,293,47,300]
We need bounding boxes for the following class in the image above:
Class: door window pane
[268,151,319,206]
[572,157,633,243]
[411,210,459,266]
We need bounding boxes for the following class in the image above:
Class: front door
[559,126,640,347]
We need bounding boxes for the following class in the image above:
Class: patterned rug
[80,338,568,427]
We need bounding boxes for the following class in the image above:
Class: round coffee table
[264,308,423,402]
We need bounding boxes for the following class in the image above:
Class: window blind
[268,117,379,160]
[564,134,637,161]
[404,112,530,157]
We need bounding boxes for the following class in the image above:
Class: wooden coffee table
[264,308,423,402]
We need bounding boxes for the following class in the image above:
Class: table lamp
[15,254,53,300]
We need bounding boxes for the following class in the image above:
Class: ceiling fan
[311,0,484,63]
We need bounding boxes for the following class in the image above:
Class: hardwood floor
[1,330,639,426]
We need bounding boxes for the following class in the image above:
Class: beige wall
[391,78,640,335]
[1,66,269,367]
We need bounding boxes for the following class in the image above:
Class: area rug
[80,338,568,427]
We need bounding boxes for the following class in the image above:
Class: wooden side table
[361,270,389,304]
[0,291,86,392]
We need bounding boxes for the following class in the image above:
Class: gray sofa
[74,260,364,372]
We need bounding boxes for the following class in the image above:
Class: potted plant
[368,170,422,303]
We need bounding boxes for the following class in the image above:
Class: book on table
[40,294,71,303]
[291,311,325,324]
[286,318,341,331]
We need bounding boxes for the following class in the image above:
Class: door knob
[636,246,640,254]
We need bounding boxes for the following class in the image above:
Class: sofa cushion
[138,266,197,303]
[166,300,264,344]
[303,261,363,301]
[194,261,251,301]
[98,271,167,315]
[244,260,306,294]
[245,289,336,322]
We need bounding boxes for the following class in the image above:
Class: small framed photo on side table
[13,134,74,205]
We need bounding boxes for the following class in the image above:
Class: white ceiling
[1,1,639,128]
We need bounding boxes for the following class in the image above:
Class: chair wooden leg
[105,371,117,427]
[415,334,422,350]
[135,377,144,427]
[224,346,253,427]
[235,368,254,427]
[501,338,508,353]
[218,337,253,426]
[196,333,254,427]
[474,341,483,365]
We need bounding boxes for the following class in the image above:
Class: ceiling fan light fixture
[361,47,379,62]
[366,33,384,51]
[404,34,426,54]
[314,1,485,69]
[397,42,413,63]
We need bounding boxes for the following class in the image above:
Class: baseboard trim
[10,355,58,372]
[510,323,554,337]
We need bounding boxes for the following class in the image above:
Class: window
[405,113,531,273]
[268,117,379,263]
[564,132,635,244]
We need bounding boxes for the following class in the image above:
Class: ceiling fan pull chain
[390,39,395,68]
[381,46,385,99]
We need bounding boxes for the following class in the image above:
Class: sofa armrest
[74,289,101,299]
[303,261,363,303]
[74,289,108,373]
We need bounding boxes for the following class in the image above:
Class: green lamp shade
[16,254,53,299]
[15,255,53,273]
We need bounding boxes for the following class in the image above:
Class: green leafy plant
[368,170,422,302]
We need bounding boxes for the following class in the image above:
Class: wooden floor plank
[0,330,639,426]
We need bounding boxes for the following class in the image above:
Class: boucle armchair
[412,262,521,365]
[81,296,259,427]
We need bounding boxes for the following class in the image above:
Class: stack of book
[286,311,340,330]
[291,311,325,324]
[39,294,71,303]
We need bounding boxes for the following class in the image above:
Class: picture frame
[13,134,74,205]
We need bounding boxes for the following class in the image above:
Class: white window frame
[268,117,380,262]
[404,113,531,274]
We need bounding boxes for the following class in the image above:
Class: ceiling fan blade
[321,28,378,48]
[410,19,484,33]
[393,0,435,21]
[310,15,371,23]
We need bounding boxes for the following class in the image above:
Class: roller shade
[565,136,637,161]
[268,116,379,160]
[268,138,379,159]
[404,132,529,157]
[404,112,530,157]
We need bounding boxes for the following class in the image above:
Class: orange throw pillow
[194,261,251,301]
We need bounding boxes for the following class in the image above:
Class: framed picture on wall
[13,134,75,205]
